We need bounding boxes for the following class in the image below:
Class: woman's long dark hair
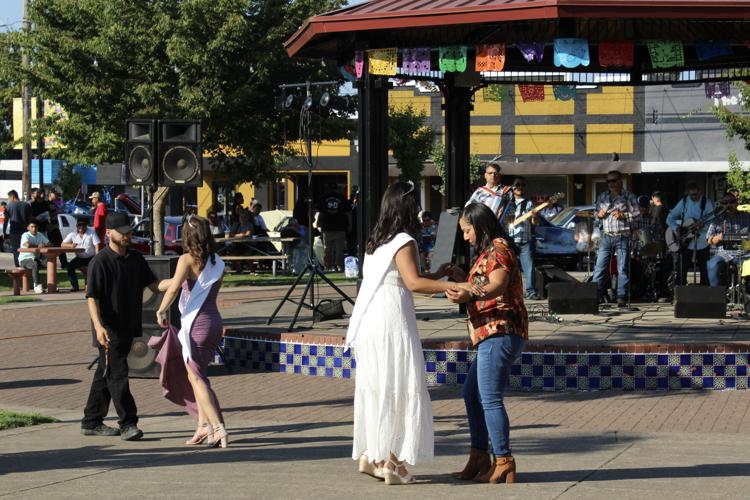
[183,215,217,270]
[366,182,420,254]
[460,202,518,256]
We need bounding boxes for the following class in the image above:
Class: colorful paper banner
[553,38,590,68]
[402,48,431,74]
[599,41,634,68]
[516,42,545,63]
[475,44,506,72]
[439,46,467,72]
[647,41,684,69]
[368,48,398,76]
[518,84,545,102]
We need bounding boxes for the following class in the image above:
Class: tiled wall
[220,336,750,391]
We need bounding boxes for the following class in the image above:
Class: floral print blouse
[466,237,528,346]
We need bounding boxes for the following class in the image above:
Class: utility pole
[21,0,32,199]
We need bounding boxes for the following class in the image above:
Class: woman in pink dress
[155,215,227,448]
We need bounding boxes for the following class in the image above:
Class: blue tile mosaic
[220,336,750,392]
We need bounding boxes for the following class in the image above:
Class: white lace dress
[351,239,434,465]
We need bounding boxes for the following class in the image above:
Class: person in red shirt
[89,192,108,251]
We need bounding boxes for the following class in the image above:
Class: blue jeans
[593,234,629,300]
[518,242,537,296]
[707,254,738,287]
[464,334,525,457]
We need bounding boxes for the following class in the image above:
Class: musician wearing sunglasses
[706,194,750,287]
[504,177,539,300]
[593,170,639,307]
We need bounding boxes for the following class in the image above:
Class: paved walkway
[2,293,750,498]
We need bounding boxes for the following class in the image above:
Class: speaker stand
[266,255,354,331]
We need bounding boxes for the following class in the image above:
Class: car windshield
[549,207,577,226]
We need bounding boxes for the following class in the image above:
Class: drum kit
[716,233,750,312]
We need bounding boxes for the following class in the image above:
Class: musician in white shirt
[465,162,512,221]
[61,219,100,291]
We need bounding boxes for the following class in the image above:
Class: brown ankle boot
[450,448,491,480]
[475,455,516,484]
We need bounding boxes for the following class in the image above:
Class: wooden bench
[222,255,288,277]
[4,268,32,296]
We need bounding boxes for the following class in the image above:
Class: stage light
[302,96,314,111]
[285,94,297,109]
[319,91,349,111]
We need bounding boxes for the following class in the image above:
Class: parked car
[64,199,92,215]
[128,216,184,255]
[115,193,142,216]
[534,205,595,270]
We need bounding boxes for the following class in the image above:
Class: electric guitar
[508,192,565,229]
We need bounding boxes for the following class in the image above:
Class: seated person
[280,218,307,274]
[230,211,254,238]
[207,210,224,236]
[19,221,49,294]
[61,219,100,292]
[707,194,750,287]
[250,201,269,237]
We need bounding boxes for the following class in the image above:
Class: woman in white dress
[346,182,481,485]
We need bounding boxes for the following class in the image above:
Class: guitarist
[666,182,713,286]
[593,170,639,307]
[465,161,512,221]
[706,194,750,287]
[505,176,539,300]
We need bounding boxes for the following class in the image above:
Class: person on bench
[62,219,100,292]
[19,221,49,294]
[228,210,254,273]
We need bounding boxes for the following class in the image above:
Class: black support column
[444,82,472,209]
[356,71,389,264]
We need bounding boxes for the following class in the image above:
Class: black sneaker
[81,424,120,436]
[617,299,627,308]
[120,424,143,441]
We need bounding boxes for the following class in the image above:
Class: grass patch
[0,269,69,292]
[222,271,358,287]
[0,296,40,305]
[0,410,57,430]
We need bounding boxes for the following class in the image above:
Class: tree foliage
[8,0,349,185]
[715,82,750,152]
[725,151,750,203]
[431,142,484,196]
[388,104,434,185]
[55,162,82,199]
[0,31,21,156]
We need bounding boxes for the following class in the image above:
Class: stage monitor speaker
[124,119,158,186]
[127,255,180,378]
[158,120,202,187]
[430,209,461,271]
[547,282,598,314]
[535,264,577,299]
[674,285,726,319]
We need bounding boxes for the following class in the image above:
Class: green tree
[725,151,750,203]
[7,0,348,251]
[431,142,484,196]
[715,82,750,152]
[388,104,434,185]
[0,31,21,156]
[55,162,82,200]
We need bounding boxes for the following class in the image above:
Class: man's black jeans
[81,335,138,429]
[67,255,93,290]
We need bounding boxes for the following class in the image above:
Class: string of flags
[351,39,743,78]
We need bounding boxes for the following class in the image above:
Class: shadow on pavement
[0,378,81,390]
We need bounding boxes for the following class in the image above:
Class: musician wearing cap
[706,194,750,287]
[505,176,539,300]
[592,170,639,307]
[666,182,713,286]
[465,161,512,221]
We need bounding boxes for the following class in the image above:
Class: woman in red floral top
[445,202,528,484]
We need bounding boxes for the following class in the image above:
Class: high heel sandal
[185,423,210,445]
[383,459,416,485]
[206,423,228,449]
[358,455,384,480]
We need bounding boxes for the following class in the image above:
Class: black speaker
[124,119,158,186]
[547,282,598,314]
[158,120,202,187]
[127,255,180,378]
[674,285,726,318]
[535,264,577,299]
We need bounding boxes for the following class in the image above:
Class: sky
[0,0,23,31]
[0,0,365,31]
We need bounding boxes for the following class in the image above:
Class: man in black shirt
[81,212,158,440]
[3,190,31,266]
[316,182,350,271]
